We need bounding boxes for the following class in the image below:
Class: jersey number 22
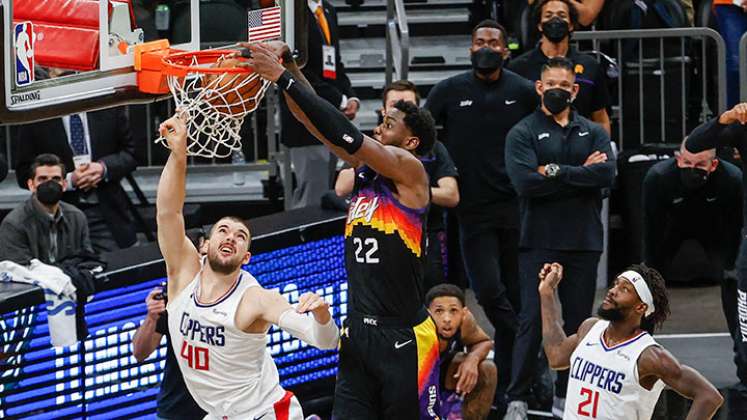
[353,237,379,264]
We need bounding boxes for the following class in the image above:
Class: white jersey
[564,320,665,420]
[167,268,290,419]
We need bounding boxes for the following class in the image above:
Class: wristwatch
[545,163,560,178]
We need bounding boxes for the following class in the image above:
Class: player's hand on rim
[538,262,563,295]
[159,114,188,156]
[295,292,332,325]
[239,43,285,82]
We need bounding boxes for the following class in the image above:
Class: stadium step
[340,34,471,69]
[337,7,469,28]
[348,68,465,90]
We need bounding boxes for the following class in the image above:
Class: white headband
[619,270,655,317]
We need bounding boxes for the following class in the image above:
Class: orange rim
[161,49,255,78]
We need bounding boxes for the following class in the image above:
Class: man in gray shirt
[0,153,92,265]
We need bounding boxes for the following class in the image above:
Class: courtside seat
[12,0,138,71]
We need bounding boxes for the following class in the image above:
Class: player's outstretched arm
[638,346,723,420]
[156,116,201,296]
[247,43,428,193]
[539,263,598,370]
[242,288,339,350]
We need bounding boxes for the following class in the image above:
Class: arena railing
[571,28,726,150]
[385,0,410,86]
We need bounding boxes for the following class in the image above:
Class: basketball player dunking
[539,262,723,419]
[245,42,441,419]
[156,116,339,420]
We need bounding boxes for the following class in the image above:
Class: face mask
[471,48,504,76]
[541,16,570,43]
[543,88,572,115]
[36,180,64,206]
[680,167,709,190]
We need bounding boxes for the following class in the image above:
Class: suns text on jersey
[179,312,226,346]
[570,356,625,394]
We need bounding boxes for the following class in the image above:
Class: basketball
[203,56,264,116]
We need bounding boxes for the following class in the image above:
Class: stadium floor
[466,283,744,419]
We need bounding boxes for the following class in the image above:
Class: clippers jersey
[167,269,287,419]
[344,165,428,319]
[565,320,665,420]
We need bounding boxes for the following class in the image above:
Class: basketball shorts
[332,308,441,420]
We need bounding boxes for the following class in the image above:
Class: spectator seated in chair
[0,153,93,265]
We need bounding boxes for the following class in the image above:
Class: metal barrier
[572,28,726,150]
[740,32,747,103]
[385,0,410,86]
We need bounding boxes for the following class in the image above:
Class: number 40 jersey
[564,320,665,420]
[344,165,429,319]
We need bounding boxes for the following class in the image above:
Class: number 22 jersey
[345,165,429,319]
[564,320,665,420]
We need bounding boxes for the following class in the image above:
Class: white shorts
[203,391,304,420]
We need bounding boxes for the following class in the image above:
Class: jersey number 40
[181,341,210,371]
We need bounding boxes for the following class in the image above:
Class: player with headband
[538,262,723,419]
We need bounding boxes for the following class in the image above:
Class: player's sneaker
[502,401,528,420]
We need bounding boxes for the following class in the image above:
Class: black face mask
[541,16,570,43]
[36,180,63,206]
[680,167,710,190]
[470,48,504,76]
[543,88,572,115]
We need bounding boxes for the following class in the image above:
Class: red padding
[13,21,99,71]
[14,0,108,29]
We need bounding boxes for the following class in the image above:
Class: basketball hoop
[141,48,271,159]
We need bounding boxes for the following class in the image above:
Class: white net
[156,54,271,158]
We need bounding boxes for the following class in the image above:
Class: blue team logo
[14,22,35,87]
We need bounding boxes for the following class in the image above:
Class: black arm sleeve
[277,70,364,154]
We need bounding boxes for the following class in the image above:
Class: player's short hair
[627,263,670,334]
[392,99,436,156]
[680,137,716,160]
[534,0,579,28]
[541,56,576,78]
[30,153,66,179]
[210,216,252,249]
[382,80,420,106]
[426,283,466,307]
[471,19,508,47]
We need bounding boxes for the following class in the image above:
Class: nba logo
[14,22,34,87]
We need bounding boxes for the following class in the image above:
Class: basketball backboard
[0,0,306,124]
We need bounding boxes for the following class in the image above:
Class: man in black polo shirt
[508,0,611,134]
[132,286,205,419]
[505,56,615,419]
[425,19,538,413]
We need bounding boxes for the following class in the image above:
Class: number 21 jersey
[344,165,428,319]
[565,320,665,420]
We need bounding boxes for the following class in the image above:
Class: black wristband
[276,70,364,155]
[277,70,295,91]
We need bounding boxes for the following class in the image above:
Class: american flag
[248,6,282,42]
